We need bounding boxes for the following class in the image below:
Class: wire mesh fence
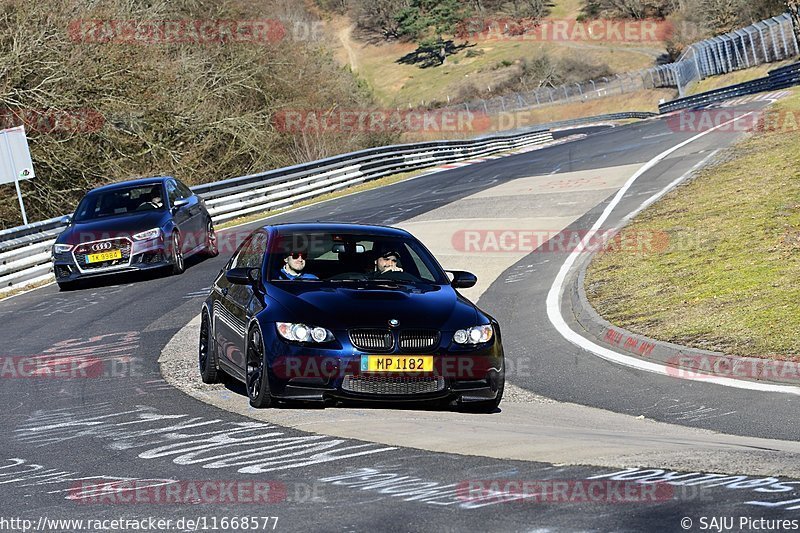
[455,71,651,116]
[650,13,798,96]
[438,11,800,117]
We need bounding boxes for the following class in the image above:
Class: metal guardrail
[0,110,671,293]
[658,61,800,113]
[0,126,562,292]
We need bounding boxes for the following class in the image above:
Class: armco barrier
[0,127,553,292]
[0,111,664,293]
[658,62,800,113]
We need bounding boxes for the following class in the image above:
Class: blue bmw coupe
[200,223,505,412]
[52,176,217,289]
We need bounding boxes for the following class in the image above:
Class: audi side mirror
[171,198,189,212]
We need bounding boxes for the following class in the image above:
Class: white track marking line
[546,112,800,396]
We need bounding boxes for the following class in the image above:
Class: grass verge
[0,277,54,300]
[584,89,800,359]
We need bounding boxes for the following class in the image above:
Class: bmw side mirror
[449,270,477,289]
[60,215,72,225]
[225,267,261,286]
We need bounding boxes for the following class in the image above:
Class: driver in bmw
[371,250,403,276]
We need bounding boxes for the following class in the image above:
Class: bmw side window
[232,232,268,269]
[404,243,439,282]
[166,180,180,207]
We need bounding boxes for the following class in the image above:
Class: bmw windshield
[266,231,450,284]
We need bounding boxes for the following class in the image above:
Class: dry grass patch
[585,89,800,359]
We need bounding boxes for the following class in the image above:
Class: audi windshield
[73,184,166,222]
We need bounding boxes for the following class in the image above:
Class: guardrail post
[757,26,770,61]
[778,19,790,56]
[764,20,779,60]
[747,29,759,64]
[737,31,750,68]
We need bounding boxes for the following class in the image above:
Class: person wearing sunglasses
[279,251,318,280]
[372,250,403,275]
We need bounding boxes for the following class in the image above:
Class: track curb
[565,248,800,387]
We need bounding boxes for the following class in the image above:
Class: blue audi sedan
[199,223,505,412]
[52,176,217,289]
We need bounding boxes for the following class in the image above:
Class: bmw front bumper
[263,332,504,405]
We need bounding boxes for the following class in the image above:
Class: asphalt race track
[1,99,799,532]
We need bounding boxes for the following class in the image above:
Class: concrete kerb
[565,243,800,388]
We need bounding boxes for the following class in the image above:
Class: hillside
[325,15,664,108]
[0,0,392,228]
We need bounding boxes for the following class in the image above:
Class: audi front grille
[73,238,133,270]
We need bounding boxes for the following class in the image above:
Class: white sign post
[0,126,35,225]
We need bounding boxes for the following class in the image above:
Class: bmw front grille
[342,374,445,395]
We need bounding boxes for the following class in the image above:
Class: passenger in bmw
[279,251,319,280]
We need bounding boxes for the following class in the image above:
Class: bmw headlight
[453,325,493,345]
[276,322,333,343]
[53,244,73,254]
[132,228,161,241]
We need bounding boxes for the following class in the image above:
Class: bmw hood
[57,211,168,245]
[266,283,481,331]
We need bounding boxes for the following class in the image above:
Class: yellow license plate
[361,355,433,372]
[86,250,122,263]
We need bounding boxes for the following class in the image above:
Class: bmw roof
[263,222,412,238]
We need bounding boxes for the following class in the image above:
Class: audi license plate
[361,355,433,372]
[86,250,122,263]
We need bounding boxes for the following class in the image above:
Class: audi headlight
[276,322,333,343]
[453,325,493,345]
[132,228,161,241]
[53,244,73,254]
